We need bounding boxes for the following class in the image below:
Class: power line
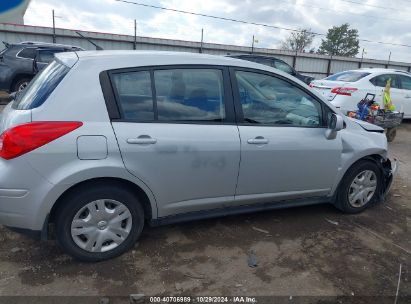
[115,0,315,34]
[114,0,411,49]
[275,0,409,23]
[339,0,409,11]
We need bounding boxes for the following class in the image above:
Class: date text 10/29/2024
[149,296,257,303]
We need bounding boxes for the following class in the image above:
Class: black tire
[55,183,144,262]
[12,77,31,93]
[336,160,382,214]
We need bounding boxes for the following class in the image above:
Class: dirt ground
[0,103,409,302]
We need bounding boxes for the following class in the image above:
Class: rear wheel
[55,184,144,262]
[336,160,382,214]
[12,77,31,92]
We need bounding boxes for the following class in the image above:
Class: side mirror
[325,113,344,139]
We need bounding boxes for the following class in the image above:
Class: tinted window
[370,74,400,88]
[249,57,275,67]
[235,71,322,127]
[112,71,154,121]
[37,50,61,63]
[13,61,69,110]
[274,60,294,75]
[17,47,37,59]
[325,71,370,82]
[154,69,225,121]
[399,75,411,90]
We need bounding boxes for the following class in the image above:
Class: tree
[280,28,315,53]
[317,23,360,57]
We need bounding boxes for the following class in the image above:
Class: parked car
[229,54,315,84]
[0,51,396,261]
[310,69,411,118]
[0,41,83,92]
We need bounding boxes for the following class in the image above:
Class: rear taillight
[331,87,358,96]
[0,121,82,160]
[309,83,314,88]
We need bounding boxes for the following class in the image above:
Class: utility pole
[133,19,137,50]
[200,28,204,53]
[359,48,365,68]
[388,51,391,66]
[52,9,56,43]
[251,35,255,54]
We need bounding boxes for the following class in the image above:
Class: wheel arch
[331,153,386,203]
[48,177,155,226]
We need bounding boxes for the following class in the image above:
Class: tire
[336,160,382,214]
[55,183,144,262]
[12,77,31,93]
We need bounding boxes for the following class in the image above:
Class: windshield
[13,60,69,110]
[325,71,370,82]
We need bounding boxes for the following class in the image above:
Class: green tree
[318,23,360,57]
[280,28,315,53]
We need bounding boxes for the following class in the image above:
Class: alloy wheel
[18,81,28,92]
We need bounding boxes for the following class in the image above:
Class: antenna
[75,31,104,50]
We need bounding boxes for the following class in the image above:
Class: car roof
[12,41,82,50]
[59,50,295,74]
[230,54,281,60]
[338,68,410,75]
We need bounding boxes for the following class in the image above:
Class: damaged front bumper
[379,158,398,200]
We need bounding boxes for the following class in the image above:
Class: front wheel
[55,183,144,262]
[336,160,382,214]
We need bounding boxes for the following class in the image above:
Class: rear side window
[248,57,275,67]
[370,74,400,89]
[111,71,154,121]
[13,61,69,110]
[325,71,370,82]
[17,47,37,59]
[154,69,225,121]
[37,50,61,63]
[399,75,411,90]
[274,60,294,75]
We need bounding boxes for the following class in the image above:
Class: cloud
[23,0,411,62]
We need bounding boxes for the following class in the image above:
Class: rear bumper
[0,157,59,231]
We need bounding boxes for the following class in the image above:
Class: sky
[23,0,411,63]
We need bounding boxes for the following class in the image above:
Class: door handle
[405,95,411,99]
[127,135,157,145]
[247,137,269,145]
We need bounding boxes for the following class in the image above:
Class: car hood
[348,117,384,132]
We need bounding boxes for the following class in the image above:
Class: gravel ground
[0,102,409,302]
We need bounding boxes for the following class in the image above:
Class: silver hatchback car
[0,51,397,261]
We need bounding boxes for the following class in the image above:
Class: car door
[398,74,411,117]
[370,74,403,110]
[109,66,241,217]
[230,68,342,205]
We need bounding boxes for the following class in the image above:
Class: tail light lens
[0,121,82,160]
[331,87,358,96]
